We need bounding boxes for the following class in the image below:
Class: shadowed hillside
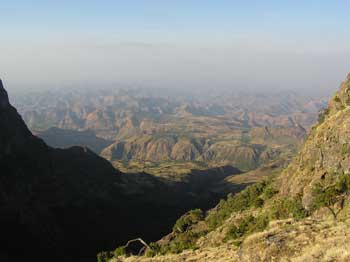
[0,80,246,262]
[36,127,113,154]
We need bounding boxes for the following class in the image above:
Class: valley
[13,88,324,181]
[4,83,333,262]
[2,2,348,262]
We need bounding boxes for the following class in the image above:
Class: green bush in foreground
[114,246,126,257]
[149,230,202,255]
[225,213,269,241]
[173,209,203,233]
[145,243,161,257]
[206,179,275,230]
[270,196,308,220]
[313,173,350,219]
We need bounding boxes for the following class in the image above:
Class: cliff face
[0,79,126,262]
[280,74,350,208]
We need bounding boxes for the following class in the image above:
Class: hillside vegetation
[105,74,350,262]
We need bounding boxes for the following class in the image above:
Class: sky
[1,1,350,93]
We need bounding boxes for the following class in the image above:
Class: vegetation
[206,180,273,230]
[313,172,350,219]
[173,209,203,233]
[270,196,308,220]
[114,246,126,257]
[224,195,307,242]
[317,108,330,124]
[334,96,341,103]
[225,213,269,241]
[146,231,203,256]
[341,143,349,156]
[262,182,279,200]
[97,251,113,262]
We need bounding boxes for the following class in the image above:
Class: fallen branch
[121,238,150,255]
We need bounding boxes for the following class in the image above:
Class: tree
[313,174,350,220]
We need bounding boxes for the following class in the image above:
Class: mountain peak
[0,79,9,109]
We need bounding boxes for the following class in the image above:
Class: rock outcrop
[280,74,350,208]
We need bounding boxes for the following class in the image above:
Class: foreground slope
[111,74,350,262]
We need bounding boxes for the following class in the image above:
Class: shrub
[253,197,264,208]
[341,144,349,156]
[158,231,200,255]
[270,197,308,220]
[262,184,279,200]
[241,134,251,144]
[318,108,330,124]
[313,173,350,219]
[97,251,113,262]
[225,213,269,241]
[173,209,203,233]
[145,243,160,257]
[114,246,126,257]
[206,180,272,230]
[226,224,242,239]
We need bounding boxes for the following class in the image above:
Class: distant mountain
[102,124,305,172]
[13,88,326,140]
[13,88,318,178]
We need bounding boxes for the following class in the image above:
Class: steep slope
[280,73,350,207]
[0,80,127,262]
[110,74,350,262]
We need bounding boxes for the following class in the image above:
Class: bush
[114,246,126,257]
[225,213,269,241]
[318,108,330,124]
[173,209,203,233]
[253,197,264,208]
[341,144,349,156]
[270,197,308,220]
[158,231,200,255]
[145,243,160,257]
[262,184,279,200]
[206,181,270,230]
[313,173,350,219]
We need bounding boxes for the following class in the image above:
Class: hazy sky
[1,1,350,92]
